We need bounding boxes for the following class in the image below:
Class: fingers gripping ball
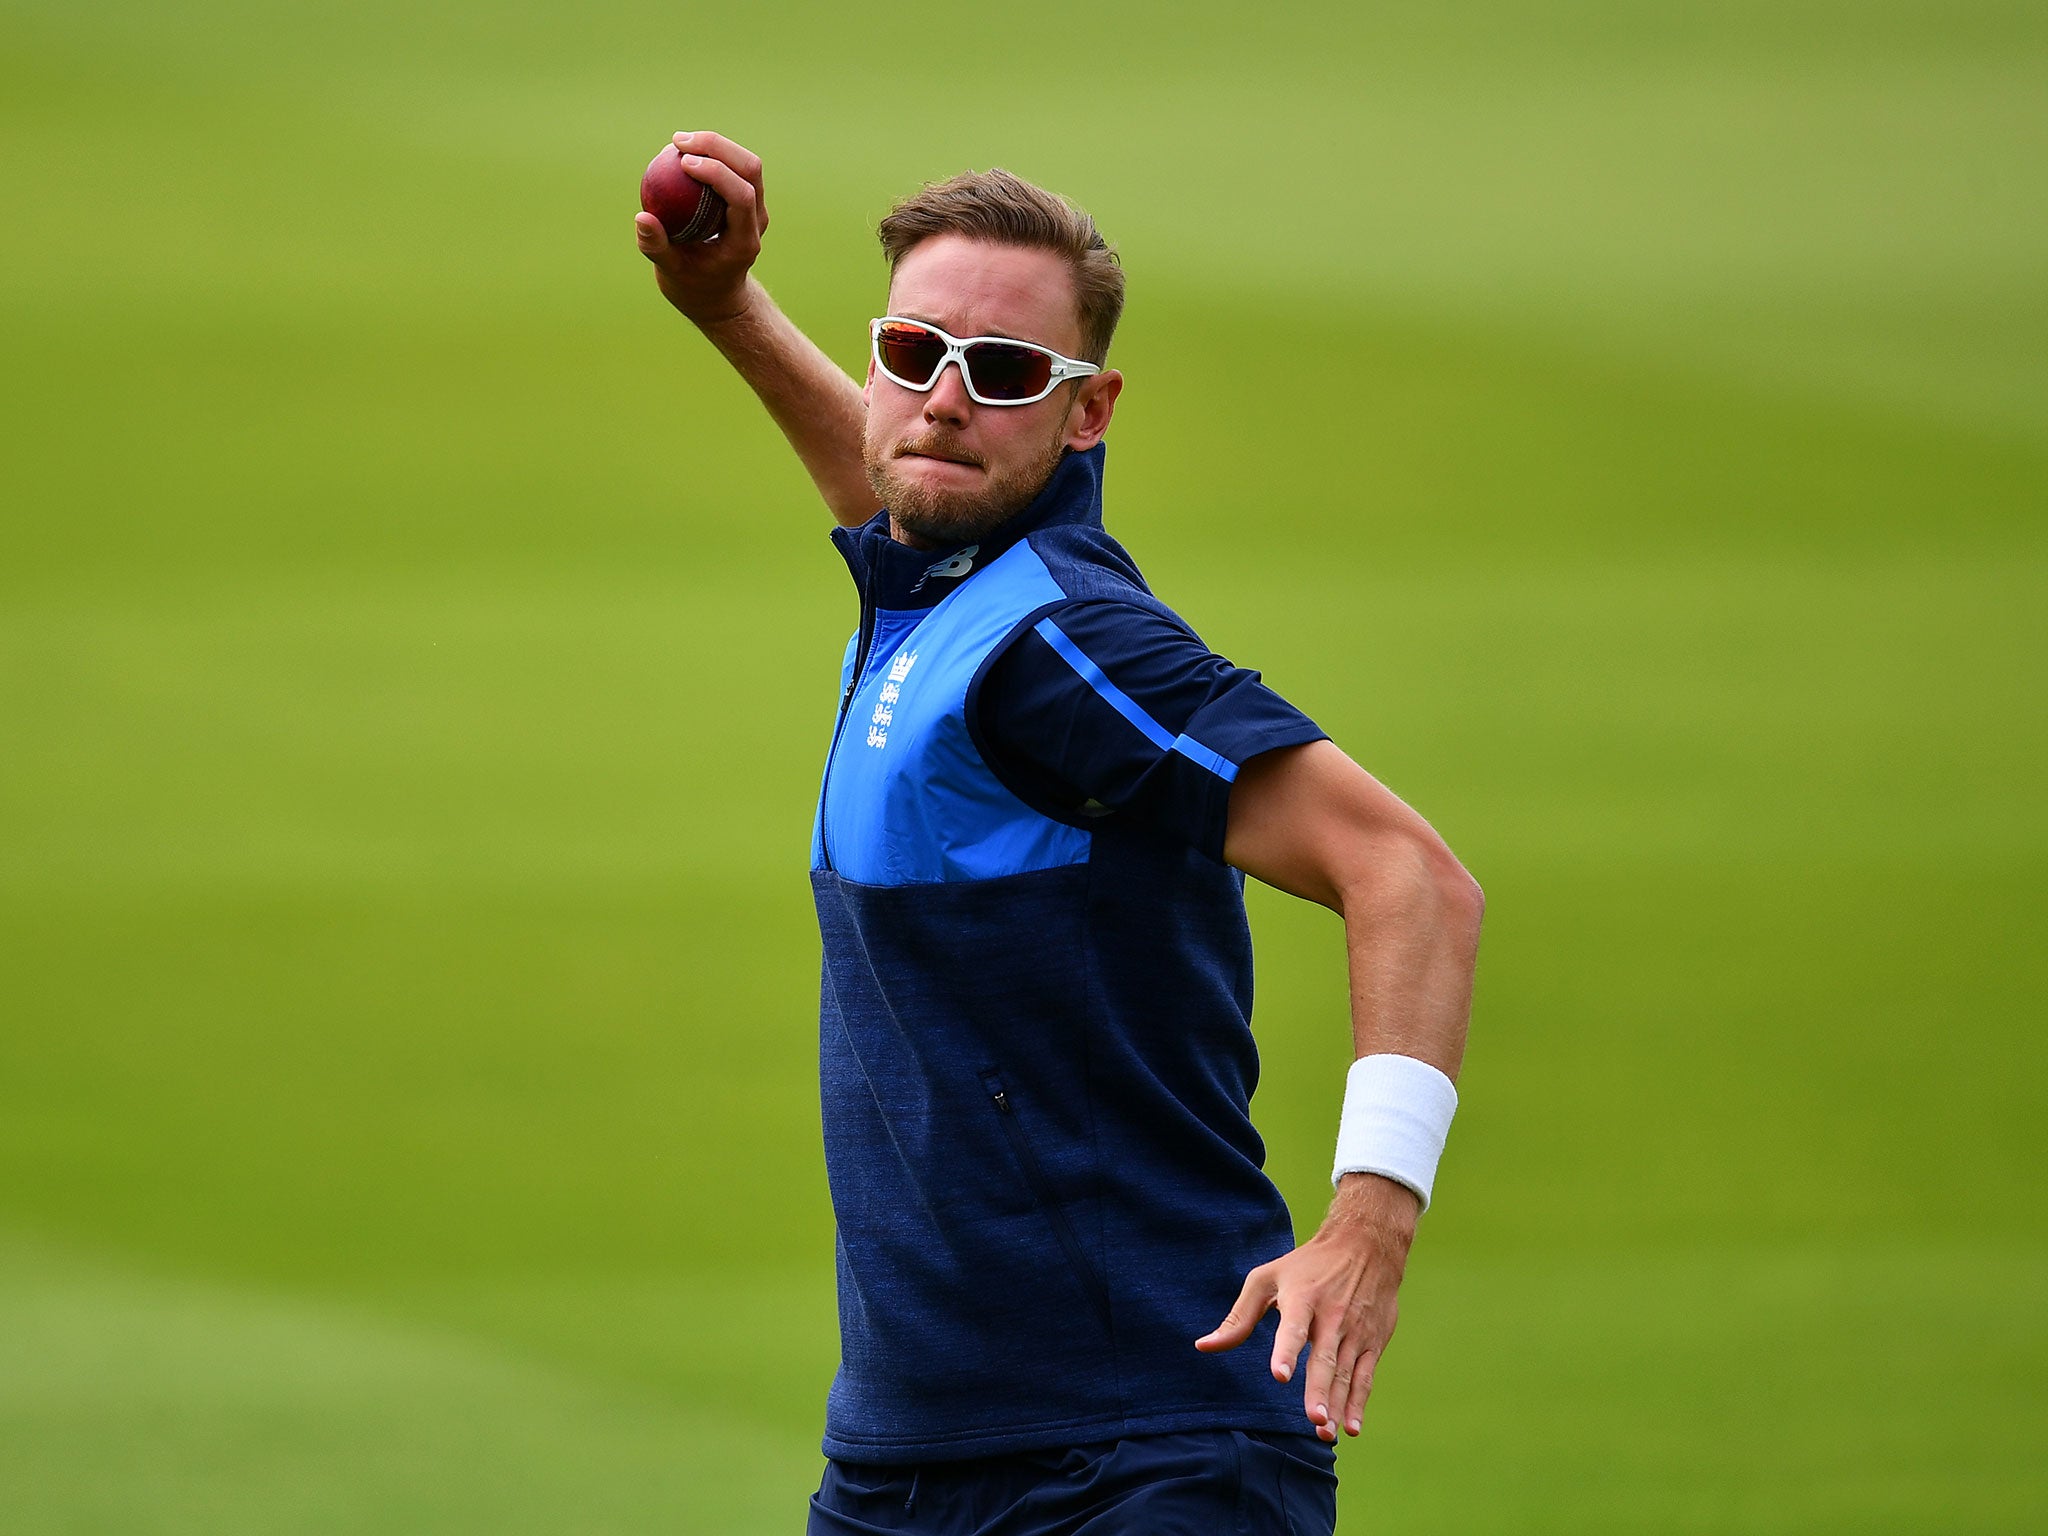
[640,146,727,243]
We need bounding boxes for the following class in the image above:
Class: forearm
[1333,835,1482,1079]
[1318,843,1482,1228]
[633,132,877,527]
[695,276,876,527]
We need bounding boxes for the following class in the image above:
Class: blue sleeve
[975,600,1329,862]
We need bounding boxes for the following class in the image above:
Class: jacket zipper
[818,559,878,874]
[985,1072,1114,1331]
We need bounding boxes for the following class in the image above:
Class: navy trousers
[806,1429,1338,1535]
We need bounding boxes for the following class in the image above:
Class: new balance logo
[911,545,978,593]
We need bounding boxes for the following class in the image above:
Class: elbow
[1445,857,1484,943]
[1416,832,1483,946]
[1425,833,1489,949]
[1334,825,1483,938]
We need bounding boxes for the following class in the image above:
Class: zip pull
[992,1088,1012,1114]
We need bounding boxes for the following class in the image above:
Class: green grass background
[3,1,2043,1529]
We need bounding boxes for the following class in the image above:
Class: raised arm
[634,131,877,527]
[1195,737,1483,1442]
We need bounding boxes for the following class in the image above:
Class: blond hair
[877,168,1125,365]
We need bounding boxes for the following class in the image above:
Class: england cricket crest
[866,648,919,749]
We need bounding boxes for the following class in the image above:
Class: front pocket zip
[983,1070,1113,1332]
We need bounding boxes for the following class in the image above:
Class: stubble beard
[862,414,1070,547]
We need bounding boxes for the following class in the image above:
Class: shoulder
[1021,523,1160,606]
[972,595,1219,720]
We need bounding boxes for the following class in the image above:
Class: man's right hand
[635,131,768,329]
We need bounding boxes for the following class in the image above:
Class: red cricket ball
[640,145,728,243]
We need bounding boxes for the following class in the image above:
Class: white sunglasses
[870,316,1101,406]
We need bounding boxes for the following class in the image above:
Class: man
[636,134,1483,1535]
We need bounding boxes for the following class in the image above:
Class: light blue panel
[816,542,1090,885]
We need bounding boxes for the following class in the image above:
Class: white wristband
[1331,1053,1459,1210]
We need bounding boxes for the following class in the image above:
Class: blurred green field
[3,1,2044,1530]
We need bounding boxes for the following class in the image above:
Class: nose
[922,357,973,427]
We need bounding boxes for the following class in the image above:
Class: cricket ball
[640,145,727,243]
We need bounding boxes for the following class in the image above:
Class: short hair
[876,168,1125,366]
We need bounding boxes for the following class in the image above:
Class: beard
[862,415,1069,547]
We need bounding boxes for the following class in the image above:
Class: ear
[1061,369,1122,451]
[862,354,876,409]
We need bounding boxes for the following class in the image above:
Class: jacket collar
[831,442,1106,610]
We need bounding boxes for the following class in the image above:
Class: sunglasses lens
[963,341,1054,401]
[876,322,948,385]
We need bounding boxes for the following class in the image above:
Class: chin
[872,467,979,526]
[892,502,999,545]
[865,439,1063,545]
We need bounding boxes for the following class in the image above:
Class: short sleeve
[975,600,1329,862]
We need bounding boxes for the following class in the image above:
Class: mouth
[900,447,983,469]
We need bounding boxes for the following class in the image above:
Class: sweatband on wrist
[1331,1053,1459,1210]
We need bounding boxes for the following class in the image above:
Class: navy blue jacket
[810,443,1330,1463]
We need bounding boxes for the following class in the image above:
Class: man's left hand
[1193,1172,1420,1442]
